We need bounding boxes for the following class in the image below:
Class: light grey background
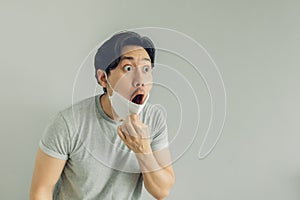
[1,0,299,199]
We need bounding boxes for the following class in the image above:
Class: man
[30,31,175,200]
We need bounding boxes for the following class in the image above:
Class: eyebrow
[120,56,151,62]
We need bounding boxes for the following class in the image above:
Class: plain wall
[1,0,299,199]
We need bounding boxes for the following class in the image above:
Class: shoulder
[143,102,167,119]
[59,95,97,120]
[141,102,167,128]
[53,95,99,134]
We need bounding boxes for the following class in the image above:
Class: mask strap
[104,72,113,91]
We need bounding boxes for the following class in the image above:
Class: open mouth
[131,94,144,105]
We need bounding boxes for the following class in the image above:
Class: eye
[123,65,132,72]
[143,65,151,73]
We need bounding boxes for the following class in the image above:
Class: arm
[30,148,66,200]
[117,115,175,199]
[135,149,175,200]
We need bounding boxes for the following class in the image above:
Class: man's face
[106,45,153,104]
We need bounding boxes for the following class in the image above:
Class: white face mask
[104,72,149,120]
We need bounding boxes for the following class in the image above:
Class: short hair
[94,31,156,93]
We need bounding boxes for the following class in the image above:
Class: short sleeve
[150,108,169,152]
[39,112,71,160]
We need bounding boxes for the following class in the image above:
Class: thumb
[130,114,139,122]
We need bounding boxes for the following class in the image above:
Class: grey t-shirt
[39,94,169,200]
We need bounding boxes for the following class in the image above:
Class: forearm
[117,116,174,198]
[136,152,175,199]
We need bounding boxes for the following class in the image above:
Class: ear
[97,69,107,89]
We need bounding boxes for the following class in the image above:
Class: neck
[100,93,121,121]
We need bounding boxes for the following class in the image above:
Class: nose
[133,76,145,87]
[135,82,144,87]
[132,68,145,87]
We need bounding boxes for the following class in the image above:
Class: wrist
[136,144,152,154]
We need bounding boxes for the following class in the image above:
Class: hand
[117,114,152,154]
